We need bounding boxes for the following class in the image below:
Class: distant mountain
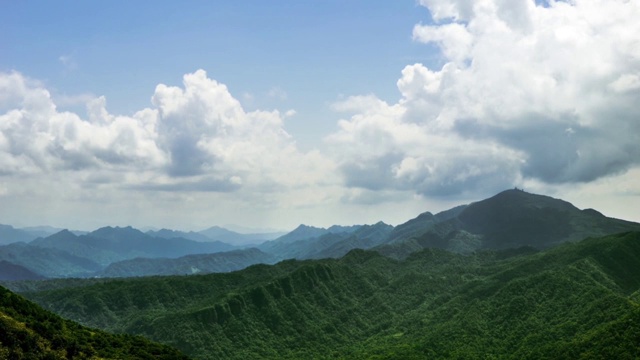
[147,228,212,242]
[31,227,236,268]
[264,224,360,246]
[268,224,331,244]
[99,248,277,278]
[0,224,36,245]
[376,189,640,258]
[0,226,241,278]
[6,189,639,280]
[310,221,394,259]
[255,223,394,261]
[19,225,66,239]
[223,224,287,234]
[0,285,190,359]
[385,205,467,244]
[0,260,45,281]
[0,242,102,278]
[198,226,285,246]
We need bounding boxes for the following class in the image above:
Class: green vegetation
[19,232,640,359]
[0,285,190,359]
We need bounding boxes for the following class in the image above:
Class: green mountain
[384,205,467,244]
[0,285,190,359]
[377,189,640,257]
[18,231,640,359]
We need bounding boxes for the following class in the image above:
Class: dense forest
[0,285,190,359]
[15,231,640,359]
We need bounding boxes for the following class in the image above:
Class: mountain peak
[475,189,577,212]
[31,229,78,245]
[89,225,147,240]
[294,224,322,231]
[454,189,592,249]
[50,229,76,238]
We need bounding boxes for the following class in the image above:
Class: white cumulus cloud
[0,70,334,196]
[327,0,640,199]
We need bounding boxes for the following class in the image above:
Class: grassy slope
[20,232,640,359]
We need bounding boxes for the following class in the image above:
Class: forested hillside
[20,232,640,359]
[0,285,190,359]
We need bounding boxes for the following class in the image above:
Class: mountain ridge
[2,189,640,280]
[17,231,640,359]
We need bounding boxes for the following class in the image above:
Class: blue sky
[1,0,639,231]
[1,1,439,148]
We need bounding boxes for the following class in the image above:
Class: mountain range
[12,231,640,359]
[1,189,639,280]
[2,189,640,358]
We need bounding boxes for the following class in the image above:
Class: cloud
[327,0,640,199]
[0,70,334,197]
[0,72,165,175]
[609,73,640,93]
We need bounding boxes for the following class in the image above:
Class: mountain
[454,189,640,248]
[377,189,640,257]
[267,224,333,244]
[19,225,66,238]
[257,188,640,262]
[4,189,637,281]
[17,231,640,359]
[199,226,286,246]
[0,242,101,278]
[0,226,241,278]
[99,248,278,278]
[0,260,45,281]
[31,226,237,267]
[258,224,366,260]
[147,228,213,242]
[0,224,36,245]
[309,221,394,259]
[385,205,467,244]
[0,285,190,359]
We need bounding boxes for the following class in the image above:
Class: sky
[1,0,639,232]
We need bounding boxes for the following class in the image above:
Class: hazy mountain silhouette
[100,248,277,278]
[0,260,45,281]
[198,226,285,246]
[0,224,37,245]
